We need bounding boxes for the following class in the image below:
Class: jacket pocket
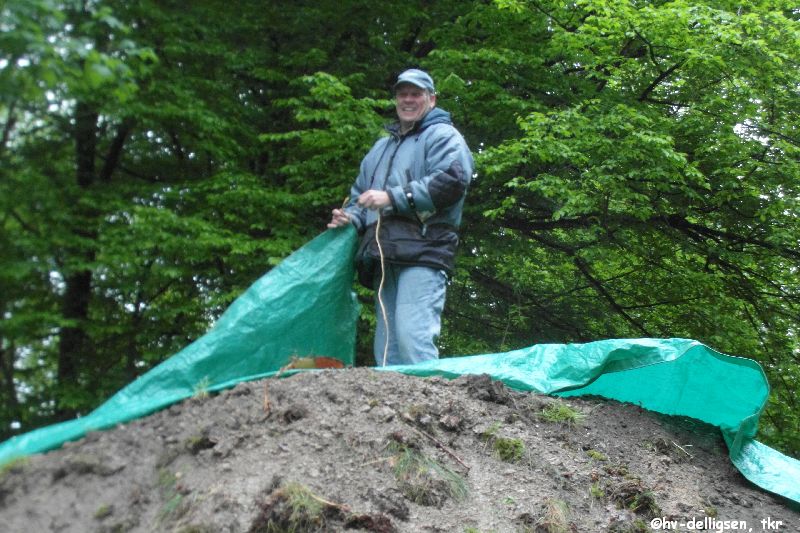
[356,216,458,289]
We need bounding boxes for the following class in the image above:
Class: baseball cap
[393,69,435,93]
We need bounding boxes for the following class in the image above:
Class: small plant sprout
[480,421,502,441]
[156,468,190,522]
[193,376,212,399]
[630,490,660,517]
[94,504,113,519]
[250,481,355,531]
[607,479,662,519]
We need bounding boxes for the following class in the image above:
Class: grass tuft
[389,441,468,506]
[0,457,28,480]
[586,449,608,461]
[540,402,585,426]
[537,498,571,533]
[248,481,346,532]
[493,437,525,463]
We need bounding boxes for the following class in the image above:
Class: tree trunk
[0,334,22,440]
[55,101,98,421]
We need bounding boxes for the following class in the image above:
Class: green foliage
[260,72,391,223]
[1,0,798,460]
[430,0,800,457]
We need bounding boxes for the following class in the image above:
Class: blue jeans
[373,264,447,366]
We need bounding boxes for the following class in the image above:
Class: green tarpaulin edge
[382,339,799,503]
[0,227,360,468]
[1,228,797,506]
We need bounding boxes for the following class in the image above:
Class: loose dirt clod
[0,369,797,532]
[247,480,396,533]
[247,481,345,532]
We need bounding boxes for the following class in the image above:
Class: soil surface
[1,368,798,532]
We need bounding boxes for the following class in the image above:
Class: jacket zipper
[381,135,408,190]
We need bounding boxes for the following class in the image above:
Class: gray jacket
[346,108,473,283]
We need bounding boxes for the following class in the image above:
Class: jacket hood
[419,107,452,128]
[387,107,452,136]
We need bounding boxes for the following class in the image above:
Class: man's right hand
[327,208,351,228]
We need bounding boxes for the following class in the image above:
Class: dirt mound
[1,369,797,532]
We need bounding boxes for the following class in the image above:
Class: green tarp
[384,338,798,503]
[1,227,798,505]
[0,227,359,467]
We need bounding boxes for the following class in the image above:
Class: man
[328,68,473,366]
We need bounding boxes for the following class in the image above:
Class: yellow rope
[346,195,389,367]
[375,213,390,367]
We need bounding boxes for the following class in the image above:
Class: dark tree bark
[55,101,99,420]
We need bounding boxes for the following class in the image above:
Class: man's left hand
[357,190,391,210]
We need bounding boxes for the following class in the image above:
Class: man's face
[395,83,436,126]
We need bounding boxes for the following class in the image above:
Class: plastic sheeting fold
[0,227,359,466]
[383,339,798,503]
[1,227,797,505]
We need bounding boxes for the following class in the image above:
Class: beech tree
[430,0,800,455]
[1,0,798,457]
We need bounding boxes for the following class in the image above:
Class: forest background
[1,0,798,459]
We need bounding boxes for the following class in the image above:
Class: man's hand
[357,190,391,210]
[327,208,351,228]
[328,190,390,228]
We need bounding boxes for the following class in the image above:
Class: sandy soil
[1,368,798,532]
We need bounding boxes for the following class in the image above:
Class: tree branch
[74,101,99,188]
[1,100,17,153]
[527,1,575,32]
[469,269,584,337]
[571,255,653,336]
[754,125,800,148]
[500,211,800,263]
[504,225,654,336]
[100,118,135,182]
[664,214,800,261]
[638,60,685,102]
[8,208,41,238]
